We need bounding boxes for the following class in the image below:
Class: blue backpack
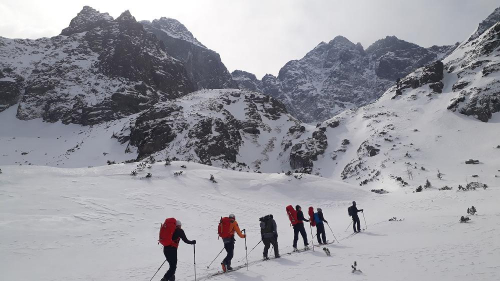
[314,213,323,224]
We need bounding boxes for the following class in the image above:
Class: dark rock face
[394,61,444,95]
[142,18,237,90]
[233,35,451,123]
[2,7,194,125]
[0,70,23,112]
[290,129,328,171]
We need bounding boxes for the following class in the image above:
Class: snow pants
[316,223,327,244]
[352,215,361,232]
[263,236,279,258]
[293,223,309,248]
[163,246,177,281]
[223,241,234,266]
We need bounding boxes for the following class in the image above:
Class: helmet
[176,220,182,226]
[229,214,235,219]
[317,208,322,212]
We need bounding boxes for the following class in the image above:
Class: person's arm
[298,211,309,222]
[233,222,246,238]
[273,220,278,237]
[319,213,328,223]
[179,229,196,245]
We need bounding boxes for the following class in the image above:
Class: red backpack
[159,218,179,247]
[218,217,233,239]
[286,205,299,226]
[308,207,316,227]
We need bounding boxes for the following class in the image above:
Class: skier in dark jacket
[260,214,280,259]
[314,208,328,244]
[293,205,309,251]
[162,220,196,281]
[349,201,363,233]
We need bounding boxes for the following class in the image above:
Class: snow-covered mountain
[142,18,237,90]
[0,6,194,125]
[234,36,456,123]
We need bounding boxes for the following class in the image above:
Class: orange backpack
[218,217,233,239]
[159,218,179,247]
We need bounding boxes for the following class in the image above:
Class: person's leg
[162,247,177,281]
[293,226,299,248]
[263,238,271,258]
[356,217,361,232]
[316,225,322,244]
[352,218,357,232]
[299,224,309,246]
[271,237,280,257]
[320,224,327,243]
[223,242,234,266]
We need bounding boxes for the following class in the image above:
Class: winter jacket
[222,220,246,243]
[261,219,278,239]
[297,210,309,223]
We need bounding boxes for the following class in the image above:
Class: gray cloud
[0,0,498,78]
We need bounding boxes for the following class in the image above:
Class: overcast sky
[0,0,498,78]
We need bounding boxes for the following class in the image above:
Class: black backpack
[260,215,273,234]
[348,206,353,217]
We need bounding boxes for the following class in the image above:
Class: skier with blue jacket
[314,208,328,244]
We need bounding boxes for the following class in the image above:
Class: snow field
[1,162,499,281]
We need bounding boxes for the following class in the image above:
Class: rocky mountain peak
[329,35,356,47]
[116,10,136,22]
[148,17,205,48]
[60,6,113,36]
[469,6,500,42]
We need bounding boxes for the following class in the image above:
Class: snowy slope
[1,163,499,281]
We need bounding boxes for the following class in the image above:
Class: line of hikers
[156,201,364,281]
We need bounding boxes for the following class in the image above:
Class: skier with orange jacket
[218,214,246,272]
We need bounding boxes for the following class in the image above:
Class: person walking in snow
[348,201,363,233]
[218,214,246,272]
[260,214,280,259]
[293,205,310,251]
[314,208,328,244]
[161,220,196,281]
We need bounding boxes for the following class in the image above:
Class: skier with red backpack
[286,205,309,251]
[218,214,246,272]
[158,218,196,281]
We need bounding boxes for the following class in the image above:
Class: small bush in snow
[460,216,470,223]
[180,165,187,169]
[416,186,423,192]
[147,155,156,164]
[371,189,389,194]
[465,159,480,164]
[107,160,116,165]
[437,169,443,180]
[496,145,500,149]
[174,171,183,176]
[294,174,303,180]
[389,217,404,221]
[467,206,477,215]
[421,166,426,171]
[439,186,452,191]
[164,157,171,166]
[131,170,137,176]
[466,182,488,190]
[351,261,362,273]
[0,168,2,174]
[147,164,152,169]
[285,171,293,176]
[210,174,217,183]
[145,173,152,178]
[424,179,432,189]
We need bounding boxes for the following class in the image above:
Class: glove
[192,240,197,245]
[361,209,364,212]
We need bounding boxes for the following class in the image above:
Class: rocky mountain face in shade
[142,18,237,90]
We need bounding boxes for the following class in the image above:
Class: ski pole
[345,221,353,232]
[243,229,249,271]
[362,211,368,230]
[309,223,315,251]
[193,244,197,281]
[326,222,339,243]
[239,240,262,262]
[206,247,225,269]
[149,259,166,281]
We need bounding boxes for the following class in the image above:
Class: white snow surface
[0,163,499,281]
